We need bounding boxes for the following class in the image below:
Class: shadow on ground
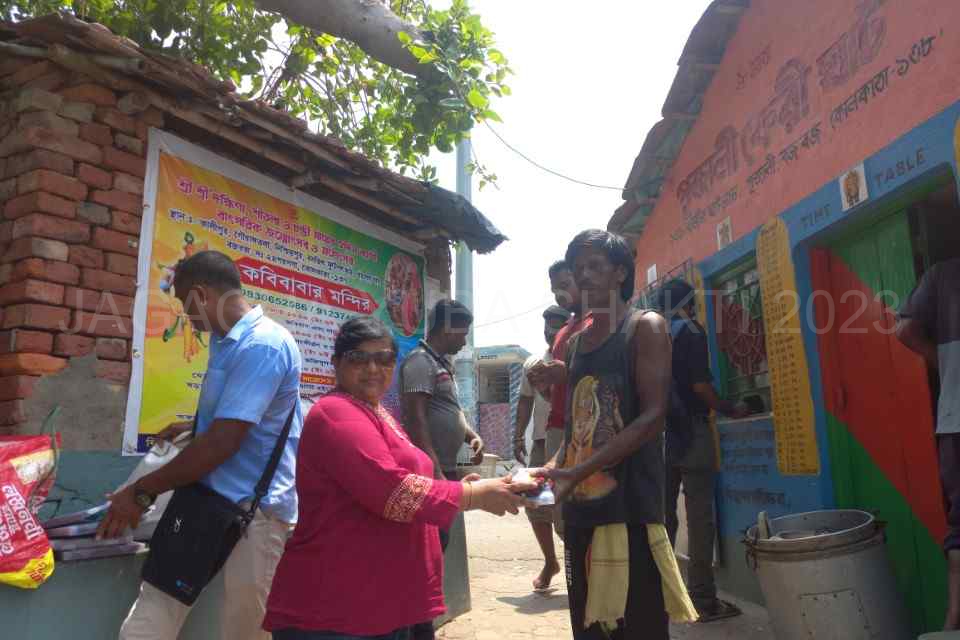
[497,590,570,615]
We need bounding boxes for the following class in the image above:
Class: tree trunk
[255,0,427,77]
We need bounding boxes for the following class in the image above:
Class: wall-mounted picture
[717,217,733,250]
[840,163,869,211]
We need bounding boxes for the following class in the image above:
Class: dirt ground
[439,511,772,640]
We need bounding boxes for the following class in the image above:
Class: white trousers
[119,510,291,640]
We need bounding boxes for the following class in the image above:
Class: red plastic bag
[0,434,59,589]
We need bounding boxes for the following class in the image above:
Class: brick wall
[0,56,163,434]
[0,56,453,440]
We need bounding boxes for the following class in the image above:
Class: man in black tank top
[533,230,674,640]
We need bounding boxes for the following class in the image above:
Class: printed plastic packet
[0,434,60,589]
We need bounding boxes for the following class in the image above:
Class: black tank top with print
[560,310,665,528]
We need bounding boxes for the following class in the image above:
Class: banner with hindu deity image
[123,131,426,453]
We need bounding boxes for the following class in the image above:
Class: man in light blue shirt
[100,250,302,640]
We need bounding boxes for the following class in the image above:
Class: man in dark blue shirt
[657,279,747,622]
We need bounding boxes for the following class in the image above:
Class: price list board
[757,218,820,475]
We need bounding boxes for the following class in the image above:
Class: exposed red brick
[59,84,117,107]
[43,261,80,285]
[59,101,96,124]
[12,214,90,243]
[111,210,141,235]
[0,280,65,306]
[114,134,144,156]
[95,359,131,384]
[24,71,68,93]
[53,333,95,358]
[0,399,27,425]
[78,122,113,147]
[140,107,164,128]
[2,149,74,180]
[95,108,136,135]
[113,172,143,195]
[68,245,104,269]
[81,268,136,296]
[95,338,127,361]
[0,353,67,376]
[91,189,140,214]
[0,330,53,355]
[18,110,79,137]
[117,93,151,115]
[71,311,133,339]
[0,222,11,244]
[0,177,14,202]
[100,292,134,317]
[0,56,31,77]
[3,304,72,331]
[76,163,112,190]
[11,88,63,114]
[0,128,101,165]
[2,61,53,89]
[3,190,77,219]
[91,227,139,257]
[17,169,88,202]
[134,120,150,142]
[0,259,41,284]
[0,376,39,401]
[63,287,100,312]
[104,252,138,277]
[102,146,145,178]
[77,201,111,225]
[3,238,70,263]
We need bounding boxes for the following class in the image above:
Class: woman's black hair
[564,229,636,302]
[333,317,397,360]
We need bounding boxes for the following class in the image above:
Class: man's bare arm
[513,395,534,462]
[896,317,938,369]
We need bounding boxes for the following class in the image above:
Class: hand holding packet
[511,466,555,507]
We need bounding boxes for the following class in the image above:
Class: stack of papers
[42,504,146,561]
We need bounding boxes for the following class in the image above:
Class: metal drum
[744,510,912,640]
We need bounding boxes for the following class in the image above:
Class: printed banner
[757,218,820,475]
[124,134,425,453]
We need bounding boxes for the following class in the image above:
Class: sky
[427,1,714,356]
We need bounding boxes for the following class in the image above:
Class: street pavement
[439,510,772,640]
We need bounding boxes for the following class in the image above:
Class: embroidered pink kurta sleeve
[308,397,462,528]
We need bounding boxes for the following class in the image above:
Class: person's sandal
[696,599,742,623]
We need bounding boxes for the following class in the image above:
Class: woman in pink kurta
[264,318,531,640]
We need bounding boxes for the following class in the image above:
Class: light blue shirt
[196,306,303,523]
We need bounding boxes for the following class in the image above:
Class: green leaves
[0,0,511,184]
[466,88,487,109]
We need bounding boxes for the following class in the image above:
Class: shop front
[610,0,960,633]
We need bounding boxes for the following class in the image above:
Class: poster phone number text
[243,288,352,321]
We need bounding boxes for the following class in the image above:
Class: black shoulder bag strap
[244,401,298,524]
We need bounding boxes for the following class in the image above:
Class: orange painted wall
[635,0,960,278]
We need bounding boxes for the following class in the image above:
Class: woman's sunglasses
[342,349,397,366]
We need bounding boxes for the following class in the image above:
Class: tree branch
[254,0,428,78]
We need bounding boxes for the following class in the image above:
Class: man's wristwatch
[133,483,156,511]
